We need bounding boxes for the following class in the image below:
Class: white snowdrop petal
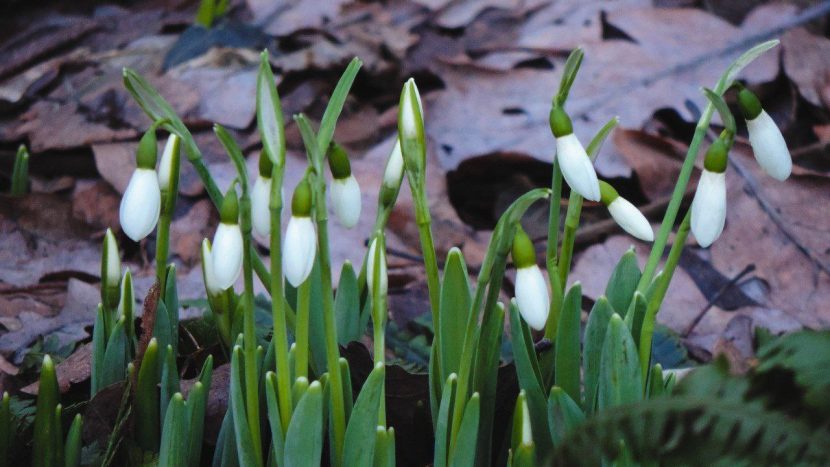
[747,110,792,181]
[105,231,121,284]
[515,265,550,331]
[120,168,161,241]
[400,80,421,139]
[383,140,404,188]
[251,175,272,238]
[211,223,243,290]
[201,239,222,296]
[690,170,727,248]
[283,217,317,287]
[366,238,387,297]
[331,175,362,229]
[157,134,179,191]
[608,197,654,242]
[556,134,601,202]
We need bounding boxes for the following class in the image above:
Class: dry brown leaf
[613,129,698,201]
[72,180,121,231]
[170,199,217,265]
[782,27,830,109]
[21,342,91,395]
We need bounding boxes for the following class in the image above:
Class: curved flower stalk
[691,137,729,247]
[738,87,792,181]
[283,178,317,287]
[120,128,161,241]
[327,142,362,228]
[512,226,550,330]
[549,107,600,202]
[211,187,244,290]
[599,181,654,242]
[251,153,273,238]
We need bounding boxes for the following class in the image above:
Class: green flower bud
[291,178,312,217]
[219,187,239,224]
[549,107,573,137]
[511,226,536,269]
[327,142,352,180]
[703,138,729,173]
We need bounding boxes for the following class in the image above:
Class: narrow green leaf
[101,319,127,388]
[721,40,779,88]
[265,373,286,463]
[317,58,362,155]
[284,381,324,467]
[547,386,585,447]
[555,283,582,403]
[164,264,179,357]
[135,338,160,451]
[160,345,179,426]
[343,363,385,466]
[339,358,353,421]
[433,374,458,467]
[605,248,641,316]
[33,355,58,467]
[623,291,647,350]
[582,297,614,413]
[373,426,396,467]
[0,392,9,465]
[291,377,309,411]
[188,356,213,467]
[440,248,471,381]
[158,393,188,467]
[214,124,249,188]
[10,144,29,196]
[256,50,286,166]
[212,410,239,467]
[335,261,361,345]
[230,346,261,467]
[53,404,63,466]
[647,364,666,398]
[471,300,505,467]
[449,392,480,467]
[64,413,83,467]
[91,304,106,396]
[554,48,584,107]
[194,0,215,27]
[599,314,642,410]
[702,87,736,136]
[153,301,172,371]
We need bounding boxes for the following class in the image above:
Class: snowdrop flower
[200,238,222,297]
[251,153,273,238]
[283,179,316,287]
[211,188,243,290]
[398,79,426,177]
[738,87,791,181]
[599,181,654,242]
[549,107,601,201]
[327,143,361,228]
[120,129,161,241]
[366,235,387,297]
[379,138,404,209]
[157,134,180,193]
[511,227,549,330]
[691,138,729,247]
[101,228,121,309]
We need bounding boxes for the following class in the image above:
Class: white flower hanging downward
[211,188,243,290]
[550,107,601,202]
[691,138,729,248]
[327,143,362,228]
[738,87,792,181]
[283,179,317,287]
[511,227,550,331]
[599,181,654,242]
[251,153,273,238]
[120,129,161,241]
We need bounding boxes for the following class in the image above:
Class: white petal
[201,239,222,296]
[608,197,654,242]
[556,134,601,201]
[515,266,550,330]
[330,175,362,228]
[400,79,422,140]
[366,237,387,297]
[251,175,272,238]
[119,168,161,241]
[747,110,792,181]
[283,216,317,287]
[691,170,726,247]
[383,139,404,188]
[104,229,121,285]
[157,134,180,191]
[211,223,243,290]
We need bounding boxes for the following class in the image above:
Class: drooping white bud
[200,239,222,296]
[251,174,272,238]
[283,216,316,287]
[366,237,387,297]
[211,223,243,290]
[690,169,727,247]
[607,197,654,242]
[120,168,161,241]
[330,175,361,229]
[514,265,550,331]
[556,133,601,202]
[746,110,792,181]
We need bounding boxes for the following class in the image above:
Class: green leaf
[91,305,106,396]
[373,426,395,467]
[582,297,614,413]
[187,356,213,467]
[135,338,160,451]
[214,124,250,189]
[158,393,188,467]
[284,381,324,467]
[720,40,779,89]
[335,261,361,345]
[33,355,58,467]
[0,392,9,465]
[317,57,362,156]
[439,248,472,381]
[599,315,642,410]
[256,49,286,166]
[471,300,505,467]
[449,392,480,467]
[605,248,641,316]
[265,373,286,464]
[64,413,83,467]
[343,363,385,466]
[554,48,584,107]
[339,358,353,422]
[230,346,261,467]
[306,258,328,374]
[433,374,457,467]
[622,291,647,350]
[194,0,216,27]
[10,144,29,196]
[555,284,582,404]
[212,410,239,467]
[164,264,180,357]
[101,319,127,388]
[153,301,172,370]
[702,87,736,136]
[160,345,179,427]
[547,386,585,447]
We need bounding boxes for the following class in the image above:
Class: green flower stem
[269,167,292,432]
[411,177,441,322]
[543,161,564,341]
[371,237,387,426]
[295,280,311,380]
[156,163,180,291]
[557,192,583,290]
[638,210,690,380]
